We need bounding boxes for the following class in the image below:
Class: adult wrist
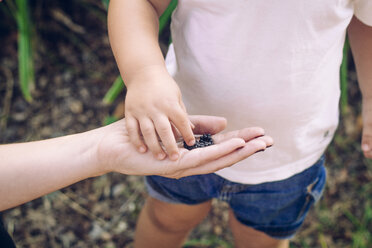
[74,128,109,178]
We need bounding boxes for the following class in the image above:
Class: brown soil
[1,1,371,247]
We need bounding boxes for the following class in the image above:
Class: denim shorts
[145,156,326,239]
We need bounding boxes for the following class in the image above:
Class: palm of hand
[97,118,272,179]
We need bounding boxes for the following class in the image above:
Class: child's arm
[108,0,195,161]
[348,16,372,158]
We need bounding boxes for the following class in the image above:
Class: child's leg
[228,209,289,248]
[225,156,326,248]
[134,196,212,248]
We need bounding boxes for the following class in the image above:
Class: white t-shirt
[165,0,372,184]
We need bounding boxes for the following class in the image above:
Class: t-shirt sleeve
[354,0,372,26]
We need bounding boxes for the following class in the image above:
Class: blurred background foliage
[0,0,371,247]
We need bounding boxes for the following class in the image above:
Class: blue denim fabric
[145,156,326,239]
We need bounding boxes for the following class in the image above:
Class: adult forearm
[348,16,372,99]
[108,0,171,84]
[0,130,101,211]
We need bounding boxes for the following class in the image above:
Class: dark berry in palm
[183,134,214,150]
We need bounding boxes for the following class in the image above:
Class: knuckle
[177,117,189,127]
[169,106,186,118]
[126,124,137,134]
[148,143,163,154]
[157,125,170,135]
[141,126,153,136]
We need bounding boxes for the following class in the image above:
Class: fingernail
[362,144,370,151]
[171,153,179,160]
[138,146,146,153]
[188,139,195,146]
[157,153,166,160]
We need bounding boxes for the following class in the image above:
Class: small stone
[68,100,83,114]
[40,127,53,137]
[112,184,125,197]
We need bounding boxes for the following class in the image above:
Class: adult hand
[97,115,273,178]
[0,115,272,211]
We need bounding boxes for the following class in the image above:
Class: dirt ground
[0,1,371,247]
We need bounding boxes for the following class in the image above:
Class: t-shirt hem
[354,12,372,26]
[354,1,372,26]
[214,151,325,184]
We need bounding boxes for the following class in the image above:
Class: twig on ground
[57,191,107,226]
[51,9,86,34]
[104,187,141,231]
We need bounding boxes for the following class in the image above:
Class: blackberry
[183,134,214,150]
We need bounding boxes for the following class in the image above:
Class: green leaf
[103,115,119,125]
[12,0,35,102]
[102,76,125,104]
[159,0,177,34]
[101,0,110,10]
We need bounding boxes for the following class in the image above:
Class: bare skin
[135,198,212,248]
[134,198,289,248]
[109,1,281,246]
[0,115,272,211]
[348,16,372,157]
[108,0,190,161]
[109,0,372,247]
[133,127,274,248]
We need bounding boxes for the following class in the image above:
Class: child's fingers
[125,115,147,153]
[153,115,180,161]
[139,118,166,160]
[169,108,195,146]
[180,102,196,129]
[213,127,265,144]
[179,99,188,112]
[361,136,372,158]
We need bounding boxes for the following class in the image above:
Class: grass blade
[14,0,35,102]
[101,0,109,10]
[159,0,177,34]
[103,75,125,104]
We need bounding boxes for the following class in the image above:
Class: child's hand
[361,100,372,158]
[124,66,195,161]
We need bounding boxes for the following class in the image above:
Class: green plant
[102,75,125,104]
[101,0,110,10]
[159,0,178,35]
[102,0,178,105]
[2,0,35,102]
[344,202,372,248]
